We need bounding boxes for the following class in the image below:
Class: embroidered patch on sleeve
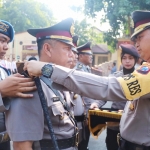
[117,63,150,100]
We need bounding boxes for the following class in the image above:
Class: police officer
[0,20,36,99]
[75,42,105,150]
[106,44,139,150]
[0,20,37,150]
[24,10,150,150]
[70,35,86,149]
[5,18,78,150]
[76,42,93,73]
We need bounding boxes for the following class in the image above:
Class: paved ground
[89,130,107,150]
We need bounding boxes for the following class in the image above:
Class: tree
[0,0,55,33]
[74,18,104,46]
[69,5,104,46]
[84,0,150,48]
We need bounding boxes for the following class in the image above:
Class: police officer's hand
[90,103,100,110]
[24,60,47,77]
[0,73,36,98]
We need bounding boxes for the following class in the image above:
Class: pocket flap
[52,103,67,116]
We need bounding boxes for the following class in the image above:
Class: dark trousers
[78,125,90,150]
[106,128,119,150]
[0,141,10,150]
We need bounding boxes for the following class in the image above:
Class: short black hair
[113,62,116,66]
[37,39,57,56]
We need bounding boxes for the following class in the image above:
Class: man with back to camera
[24,10,150,150]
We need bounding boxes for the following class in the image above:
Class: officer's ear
[43,42,52,58]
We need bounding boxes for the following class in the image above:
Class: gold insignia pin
[70,23,74,36]
[129,103,134,111]
[60,111,64,120]
[73,94,78,99]
[130,18,134,28]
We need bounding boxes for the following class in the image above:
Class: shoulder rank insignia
[137,65,150,75]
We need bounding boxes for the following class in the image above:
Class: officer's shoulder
[110,70,123,77]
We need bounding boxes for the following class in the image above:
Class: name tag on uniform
[52,96,60,102]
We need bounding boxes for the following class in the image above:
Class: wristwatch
[41,64,53,78]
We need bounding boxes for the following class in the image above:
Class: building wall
[94,53,111,65]
[11,32,38,61]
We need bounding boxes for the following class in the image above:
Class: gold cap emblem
[130,18,134,28]
[70,23,74,36]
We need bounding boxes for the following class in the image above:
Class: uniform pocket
[51,102,73,132]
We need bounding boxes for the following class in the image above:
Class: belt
[40,133,79,150]
[118,134,150,150]
[74,115,85,122]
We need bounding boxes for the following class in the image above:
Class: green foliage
[74,18,104,46]
[74,18,90,45]
[85,0,150,49]
[0,0,55,33]
[69,5,104,46]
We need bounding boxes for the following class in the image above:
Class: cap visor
[57,39,74,46]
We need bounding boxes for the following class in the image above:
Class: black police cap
[131,10,150,40]
[77,42,92,55]
[27,18,74,46]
